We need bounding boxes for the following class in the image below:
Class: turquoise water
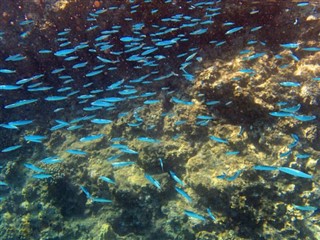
[0,0,320,239]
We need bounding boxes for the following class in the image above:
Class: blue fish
[280,43,299,49]
[253,165,277,171]
[80,186,92,199]
[0,181,8,186]
[279,81,301,87]
[41,156,62,164]
[99,176,116,185]
[32,174,52,179]
[190,28,208,35]
[281,104,301,113]
[144,100,160,104]
[184,210,206,221]
[111,161,135,168]
[295,153,310,159]
[145,174,161,189]
[120,148,138,154]
[103,97,126,103]
[66,149,87,155]
[225,26,243,35]
[1,145,22,153]
[91,119,113,124]
[175,187,192,203]
[294,115,316,121]
[278,167,313,179]
[24,163,45,172]
[171,97,193,105]
[293,205,317,211]
[54,48,76,57]
[169,171,185,186]
[45,96,68,101]
[24,135,46,143]
[269,112,294,117]
[209,135,228,144]
[226,170,242,181]
[80,134,104,142]
[0,69,16,74]
[85,70,103,77]
[207,208,216,221]
[137,137,160,143]
[302,47,320,52]
[0,85,21,90]
[5,99,38,109]
[92,198,112,203]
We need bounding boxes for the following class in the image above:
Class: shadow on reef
[192,170,318,239]
[47,176,86,217]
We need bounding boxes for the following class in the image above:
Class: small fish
[175,187,192,203]
[86,70,103,77]
[294,115,316,121]
[145,174,161,189]
[119,89,138,95]
[207,208,216,221]
[99,176,116,185]
[225,151,239,156]
[279,81,300,87]
[293,205,317,211]
[80,134,104,142]
[226,170,242,181]
[54,48,76,57]
[184,210,206,221]
[171,97,193,105]
[45,96,68,101]
[302,47,320,52]
[269,112,294,117]
[190,28,208,35]
[159,158,164,172]
[91,119,113,124]
[80,186,92,199]
[103,97,126,103]
[0,181,8,186]
[24,135,46,143]
[0,85,21,90]
[0,69,16,74]
[111,161,135,168]
[107,154,124,161]
[66,149,87,155]
[169,171,185,186]
[250,26,262,32]
[253,165,277,171]
[280,43,299,49]
[281,104,301,113]
[41,156,62,164]
[295,153,311,159]
[5,99,38,109]
[1,145,22,152]
[144,100,160,104]
[32,174,52,179]
[206,100,220,106]
[92,198,112,203]
[120,147,139,154]
[239,69,255,74]
[280,150,292,158]
[225,26,243,35]
[24,163,45,172]
[278,167,313,179]
[209,135,228,144]
[72,61,88,69]
[137,137,160,143]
